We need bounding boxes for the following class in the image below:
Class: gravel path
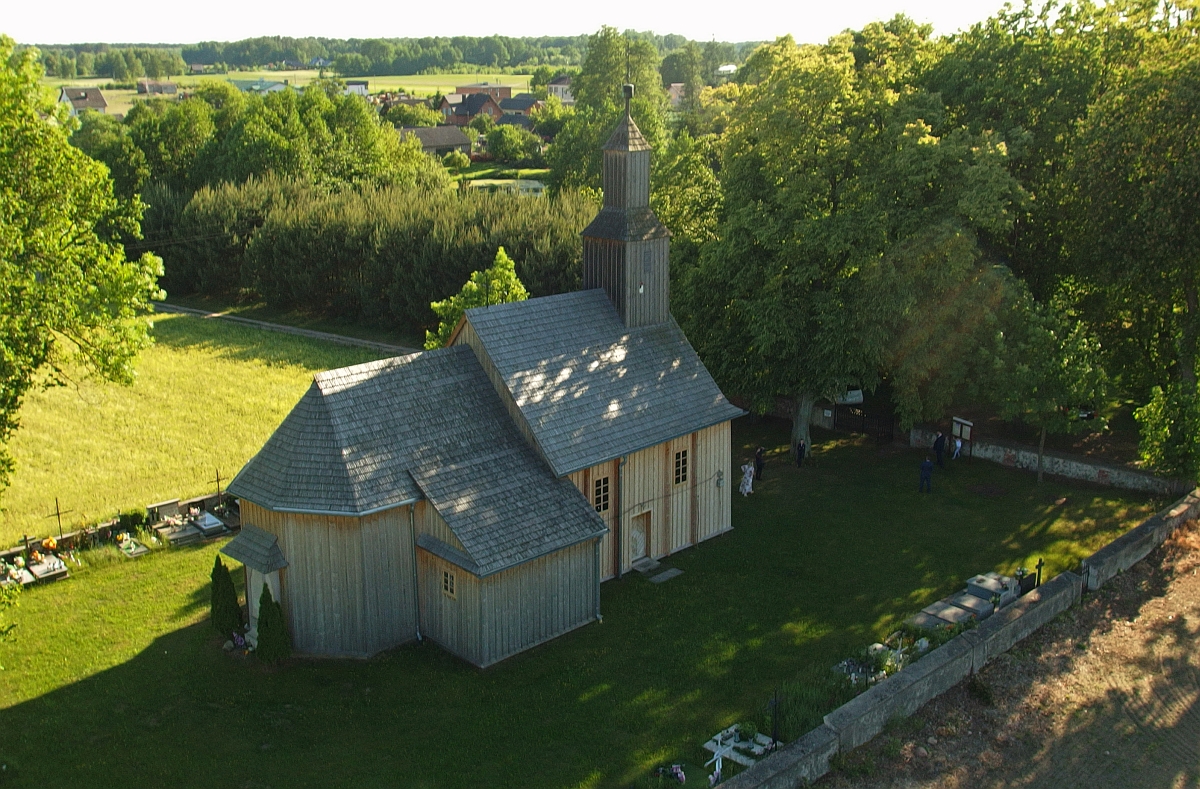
[822,521,1200,789]
[154,303,418,357]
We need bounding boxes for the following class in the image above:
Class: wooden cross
[44,497,73,540]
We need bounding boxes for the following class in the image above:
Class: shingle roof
[399,125,471,150]
[583,206,670,242]
[462,290,745,476]
[500,94,539,112]
[228,346,606,576]
[451,93,498,117]
[59,87,107,111]
[497,114,534,130]
[221,524,289,573]
[603,113,650,152]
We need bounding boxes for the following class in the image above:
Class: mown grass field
[0,313,383,548]
[0,394,1157,787]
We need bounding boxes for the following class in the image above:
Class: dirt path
[822,521,1200,789]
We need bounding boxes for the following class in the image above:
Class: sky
[8,0,1012,47]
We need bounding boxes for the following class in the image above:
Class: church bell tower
[581,84,672,328]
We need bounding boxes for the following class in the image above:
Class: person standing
[919,456,934,493]
[795,438,806,467]
[933,431,946,467]
[754,446,765,481]
[739,461,755,496]
[953,436,962,460]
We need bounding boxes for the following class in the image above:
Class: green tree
[384,102,442,128]
[210,555,242,636]
[0,583,18,645]
[678,27,1024,451]
[546,26,667,192]
[71,111,150,199]
[254,583,290,664]
[469,112,496,135]
[425,247,529,348]
[486,124,541,164]
[442,149,470,172]
[0,36,164,489]
[986,295,1108,481]
[529,95,572,139]
[1070,41,1200,473]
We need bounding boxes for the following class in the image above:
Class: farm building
[399,125,471,156]
[58,87,106,116]
[224,98,743,667]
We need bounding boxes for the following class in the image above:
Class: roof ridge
[308,378,366,512]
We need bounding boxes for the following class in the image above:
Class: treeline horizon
[29,33,758,78]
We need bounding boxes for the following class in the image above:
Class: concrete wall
[1081,489,1200,591]
[909,426,1190,496]
[725,488,1199,789]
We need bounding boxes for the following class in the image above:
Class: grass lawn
[0,414,1156,788]
[0,313,383,548]
[456,162,552,183]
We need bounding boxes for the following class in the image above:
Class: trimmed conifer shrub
[255,583,291,664]
[209,555,242,636]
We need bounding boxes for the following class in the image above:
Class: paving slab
[631,557,661,574]
[906,611,949,630]
[920,599,977,625]
[949,591,994,619]
[649,568,682,584]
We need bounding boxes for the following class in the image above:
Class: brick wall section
[723,489,1199,789]
[909,427,1190,496]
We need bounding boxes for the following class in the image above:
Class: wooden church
[223,94,744,667]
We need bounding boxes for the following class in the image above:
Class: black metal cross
[44,497,73,540]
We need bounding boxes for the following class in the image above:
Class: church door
[630,512,650,561]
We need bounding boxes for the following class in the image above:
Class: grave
[919,599,976,626]
[967,572,1018,607]
[155,521,203,546]
[194,511,227,537]
[27,556,69,583]
[947,591,993,619]
[702,726,781,768]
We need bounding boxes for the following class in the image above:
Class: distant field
[0,314,382,547]
[43,71,532,100]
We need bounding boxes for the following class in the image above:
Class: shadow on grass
[0,418,1156,788]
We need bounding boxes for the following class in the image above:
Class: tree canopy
[0,36,163,489]
[425,247,529,349]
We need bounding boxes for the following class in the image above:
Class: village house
[455,82,512,100]
[499,92,543,116]
[224,91,743,667]
[439,92,503,126]
[58,87,106,116]
[547,74,574,105]
[668,83,685,108]
[345,80,369,97]
[399,125,472,156]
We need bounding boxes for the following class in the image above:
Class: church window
[442,570,456,599]
[674,449,688,485]
[594,476,610,512]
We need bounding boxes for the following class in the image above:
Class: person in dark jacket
[795,438,806,467]
[933,431,946,467]
[754,446,765,480]
[919,456,934,492]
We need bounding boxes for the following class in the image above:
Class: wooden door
[630,512,650,561]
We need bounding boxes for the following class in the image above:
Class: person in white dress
[739,462,755,496]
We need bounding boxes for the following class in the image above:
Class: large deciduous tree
[546,26,667,193]
[425,247,529,349]
[1070,40,1200,477]
[0,36,163,489]
[678,24,1025,451]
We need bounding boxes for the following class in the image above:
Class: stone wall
[909,427,1190,496]
[722,488,1199,789]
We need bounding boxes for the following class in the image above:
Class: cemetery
[0,412,1163,788]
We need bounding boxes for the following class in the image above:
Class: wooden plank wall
[241,501,416,658]
[413,499,465,552]
[416,548,481,664]
[567,420,733,578]
[478,541,596,667]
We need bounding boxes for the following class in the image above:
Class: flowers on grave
[653,764,686,784]
[737,721,758,743]
[41,537,56,551]
[13,557,23,569]
[29,550,41,563]
[1015,566,1029,580]
[116,532,129,544]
